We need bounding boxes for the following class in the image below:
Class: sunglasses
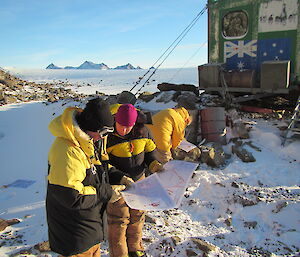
[97,126,114,137]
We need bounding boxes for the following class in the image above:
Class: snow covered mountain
[45,63,62,69]
[46,61,140,70]
[113,63,136,70]
[77,61,109,70]
[46,61,109,70]
[64,66,77,70]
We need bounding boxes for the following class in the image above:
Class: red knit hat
[116,104,138,126]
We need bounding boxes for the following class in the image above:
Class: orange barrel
[200,107,226,143]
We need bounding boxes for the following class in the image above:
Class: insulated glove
[120,176,134,187]
[109,185,126,203]
[149,160,164,173]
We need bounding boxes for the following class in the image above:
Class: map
[121,160,199,211]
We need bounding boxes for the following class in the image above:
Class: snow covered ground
[0,69,299,256]
[7,67,198,95]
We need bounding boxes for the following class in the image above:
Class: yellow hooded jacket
[146,107,191,152]
[46,107,112,256]
[109,103,122,116]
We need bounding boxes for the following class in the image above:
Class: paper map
[121,160,199,211]
[177,139,198,152]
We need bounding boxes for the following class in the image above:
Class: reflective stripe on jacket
[106,126,157,182]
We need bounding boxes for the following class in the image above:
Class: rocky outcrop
[157,82,198,95]
[0,218,20,232]
[0,69,86,105]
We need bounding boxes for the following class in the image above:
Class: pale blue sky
[0,0,208,69]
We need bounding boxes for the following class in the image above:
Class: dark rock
[244,221,258,229]
[157,82,198,95]
[34,241,51,252]
[231,181,240,188]
[233,195,259,207]
[199,145,226,167]
[172,147,201,162]
[171,236,181,246]
[0,219,9,231]
[272,201,288,213]
[117,90,136,104]
[188,199,197,205]
[186,249,198,256]
[176,93,198,110]
[190,238,216,253]
[145,215,156,224]
[138,92,157,102]
[224,217,232,227]
[142,237,152,243]
[232,144,256,162]
[215,182,226,187]
[9,247,34,257]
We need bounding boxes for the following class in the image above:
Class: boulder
[176,93,198,110]
[190,238,216,254]
[199,145,226,167]
[272,201,288,213]
[157,82,198,95]
[117,90,137,105]
[0,218,9,231]
[138,92,158,102]
[233,195,259,207]
[0,218,20,232]
[34,241,51,252]
[172,147,201,162]
[244,221,258,229]
[232,144,256,162]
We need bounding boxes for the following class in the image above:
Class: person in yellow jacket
[46,98,125,257]
[106,104,163,257]
[146,106,192,164]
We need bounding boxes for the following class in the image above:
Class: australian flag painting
[256,38,291,67]
[224,40,257,70]
[224,38,291,71]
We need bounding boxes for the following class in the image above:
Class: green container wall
[207,0,300,84]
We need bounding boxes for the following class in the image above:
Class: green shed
[199,0,300,94]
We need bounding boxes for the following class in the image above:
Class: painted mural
[259,0,298,32]
[223,11,248,38]
[207,0,299,86]
[224,38,291,71]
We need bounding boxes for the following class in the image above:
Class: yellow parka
[47,107,112,256]
[146,107,191,152]
[109,103,122,116]
[48,107,104,194]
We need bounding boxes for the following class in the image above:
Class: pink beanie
[116,104,138,126]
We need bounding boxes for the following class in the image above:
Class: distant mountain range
[46,61,142,70]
